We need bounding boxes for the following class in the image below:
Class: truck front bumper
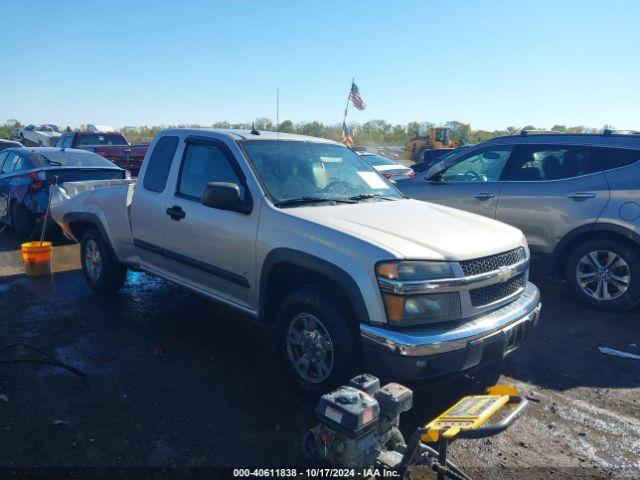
[360,281,541,381]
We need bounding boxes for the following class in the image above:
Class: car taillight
[383,173,392,179]
[96,150,107,157]
[408,170,415,177]
[28,171,47,191]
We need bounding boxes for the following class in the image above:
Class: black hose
[420,444,472,480]
[0,343,86,377]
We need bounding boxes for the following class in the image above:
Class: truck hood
[284,199,525,261]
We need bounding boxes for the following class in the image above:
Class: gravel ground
[1,230,639,479]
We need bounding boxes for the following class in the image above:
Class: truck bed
[51,180,140,266]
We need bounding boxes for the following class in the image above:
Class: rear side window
[595,147,640,171]
[507,145,597,181]
[1,153,19,174]
[143,136,179,193]
[13,156,33,172]
[177,143,241,199]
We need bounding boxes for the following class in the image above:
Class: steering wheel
[463,170,482,181]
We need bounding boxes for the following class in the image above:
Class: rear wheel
[277,287,359,394]
[80,228,127,293]
[10,201,35,241]
[565,239,640,312]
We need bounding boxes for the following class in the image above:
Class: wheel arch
[554,223,640,273]
[258,248,370,328]
[63,212,119,260]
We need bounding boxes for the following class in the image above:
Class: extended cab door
[402,145,513,218]
[130,135,181,275]
[496,144,610,255]
[161,136,259,310]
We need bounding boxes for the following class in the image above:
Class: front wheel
[277,287,359,394]
[80,228,127,293]
[565,239,640,312]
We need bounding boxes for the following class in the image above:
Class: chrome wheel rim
[84,239,102,282]
[576,250,630,301]
[286,313,334,383]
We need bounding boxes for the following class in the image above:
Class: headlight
[376,261,460,326]
[376,261,453,281]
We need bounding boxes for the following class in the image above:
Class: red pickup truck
[55,131,148,176]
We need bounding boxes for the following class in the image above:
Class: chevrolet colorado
[52,129,541,392]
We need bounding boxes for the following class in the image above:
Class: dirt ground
[1,230,639,479]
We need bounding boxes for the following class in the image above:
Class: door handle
[567,192,596,201]
[474,192,495,201]
[165,205,186,221]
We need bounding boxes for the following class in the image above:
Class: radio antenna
[276,86,280,139]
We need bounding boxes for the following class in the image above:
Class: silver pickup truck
[52,129,541,393]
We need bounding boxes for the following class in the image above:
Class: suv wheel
[277,287,358,394]
[565,239,640,312]
[80,228,127,293]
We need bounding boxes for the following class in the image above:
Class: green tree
[254,117,273,131]
[278,120,294,133]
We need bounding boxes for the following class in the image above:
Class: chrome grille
[460,247,526,277]
[470,273,525,307]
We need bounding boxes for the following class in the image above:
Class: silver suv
[398,131,640,312]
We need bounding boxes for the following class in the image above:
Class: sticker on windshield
[357,171,391,189]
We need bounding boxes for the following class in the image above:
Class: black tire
[19,134,24,143]
[10,201,35,241]
[276,287,359,394]
[564,238,640,312]
[415,148,427,163]
[80,227,127,293]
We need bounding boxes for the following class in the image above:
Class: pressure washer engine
[304,374,528,480]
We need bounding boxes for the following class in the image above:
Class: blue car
[0,147,124,240]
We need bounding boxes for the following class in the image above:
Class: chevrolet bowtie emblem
[497,266,512,282]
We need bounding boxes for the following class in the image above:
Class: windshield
[241,141,402,206]
[361,154,398,167]
[75,134,128,146]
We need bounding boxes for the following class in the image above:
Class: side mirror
[425,161,447,182]
[202,182,252,214]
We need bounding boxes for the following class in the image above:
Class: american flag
[348,81,367,111]
[341,121,353,147]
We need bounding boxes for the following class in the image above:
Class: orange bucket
[21,241,53,276]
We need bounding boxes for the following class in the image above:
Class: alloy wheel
[286,313,334,383]
[576,250,630,301]
[84,238,103,282]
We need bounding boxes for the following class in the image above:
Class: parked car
[357,152,414,180]
[53,129,540,393]
[0,147,124,240]
[0,139,23,152]
[55,131,148,176]
[17,124,62,146]
[397,131,640,312]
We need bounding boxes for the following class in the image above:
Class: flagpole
[343,77,354,125]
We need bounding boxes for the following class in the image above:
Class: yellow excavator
[403,126,462,163]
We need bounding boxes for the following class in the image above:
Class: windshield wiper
[275,196,356,207]
[344,194,396,202]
